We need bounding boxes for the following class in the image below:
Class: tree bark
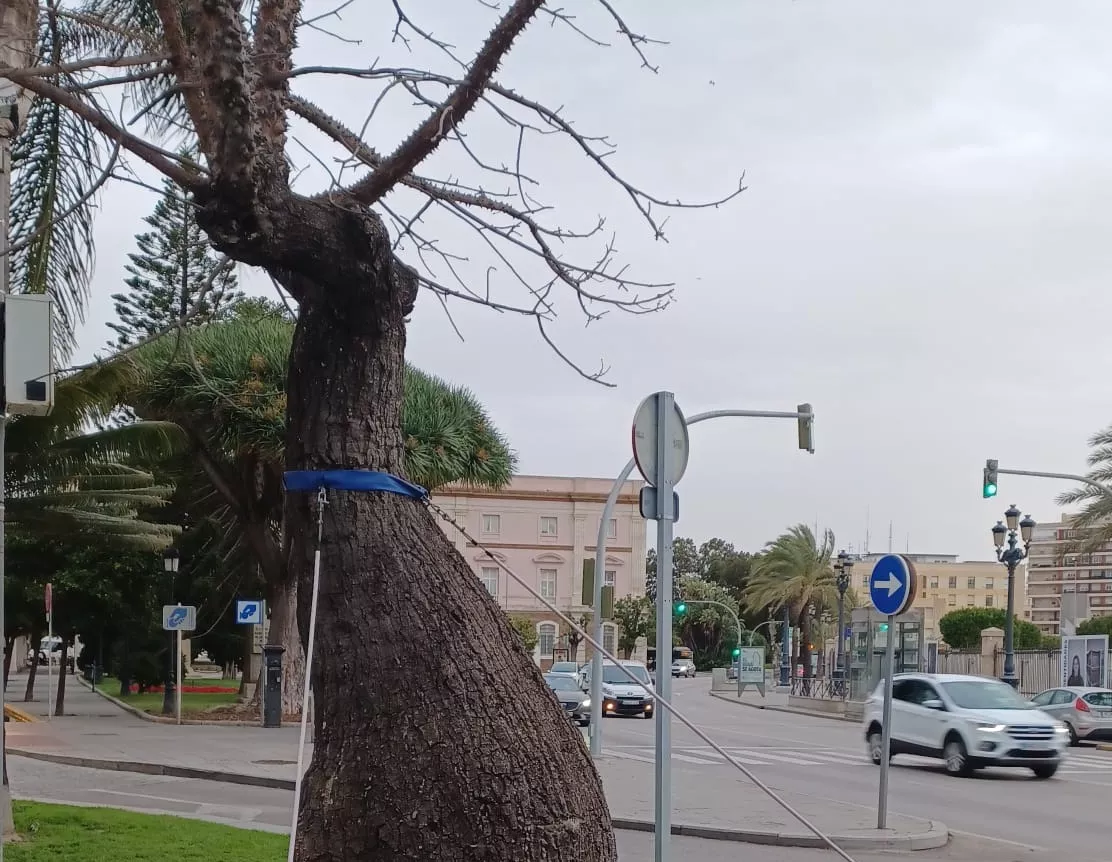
[54,640,69,717]
[280,212,615,861]
[24,626,41,702]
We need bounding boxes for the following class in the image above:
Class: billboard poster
[738,647,765,684]
[1062,635,1109,688]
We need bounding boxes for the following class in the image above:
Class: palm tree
[743,524,838,676]
[1057,425,1112,549]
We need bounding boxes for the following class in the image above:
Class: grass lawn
[97,676,240,717]
[8,801,286,861]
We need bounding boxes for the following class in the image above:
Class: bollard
[262,644,285,728]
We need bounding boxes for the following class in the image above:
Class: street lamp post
[833,551,853,689]
[991,505,1035,689]
[779,604,791,687]
[161,547,180,716]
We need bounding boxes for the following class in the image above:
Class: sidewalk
[4,673,946,850]
[709,688,858,723]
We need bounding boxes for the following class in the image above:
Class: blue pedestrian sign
[868,554,917,617]
[236,600,263,625]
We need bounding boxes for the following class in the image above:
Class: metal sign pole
[46,600,53,722]
[176,625,183,725]
[650,393,678,862]
[878,613,895,829]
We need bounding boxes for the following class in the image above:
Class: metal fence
[937,649,1112,697]
[789,676,848,700]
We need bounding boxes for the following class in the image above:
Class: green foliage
[743,525,838,621]
[508,615,538,652]
[612,595,652,658]
[938,607,1045,650]
[675,579,744,669]
[1056,425,1112,551]
[1076,616,1112,638]
[109,167,243,348]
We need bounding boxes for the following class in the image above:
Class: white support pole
[176,626,183,725]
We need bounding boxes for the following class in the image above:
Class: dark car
[545,673,591,726]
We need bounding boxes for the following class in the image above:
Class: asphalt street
[595,677,1112,859]
[5,757,1055,862]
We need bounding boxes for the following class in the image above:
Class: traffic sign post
[631,391,689,862]
[162,605,197,726]
[236,600,263,625]
[867,554,917,830]
[44,583,53,722]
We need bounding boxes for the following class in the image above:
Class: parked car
[671,659,696,678]
[580,660,654,718]
[547,661,580,681]
[544,673,591,726]
[1030,686,1112,745]
[863,673,1069,779]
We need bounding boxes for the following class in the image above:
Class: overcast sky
[68,1,1112,561]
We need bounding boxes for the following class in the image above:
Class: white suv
[863,673,1069,779]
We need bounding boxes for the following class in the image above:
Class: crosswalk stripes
[603,744,1112,772]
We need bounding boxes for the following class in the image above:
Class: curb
[77,678,266,727]
[610,817,949,851]
[1097,743,1112,752]
[709,690,857,723]
[7,748,948,850]
[6,749,295,791]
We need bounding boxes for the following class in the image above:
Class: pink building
[433,474,647,668]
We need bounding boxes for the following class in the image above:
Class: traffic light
[983,459,999,499]
[878,623,889,632]
[731,647,740,658]
[797,403,815,454]
[675,601,687,615]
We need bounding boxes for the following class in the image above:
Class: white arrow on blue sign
[236,600,263,625]
[868,554,917,617]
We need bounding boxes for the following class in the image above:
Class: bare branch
[346,0,546,206]
[0,63,200,188]
[152,0,217,161]
[5,52,169,80]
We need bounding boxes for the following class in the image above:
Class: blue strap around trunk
[282,470,427,500]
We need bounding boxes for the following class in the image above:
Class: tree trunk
[281,220,615,861]
[54,640,69,716]
[248,571,305,716]
[24,626,41,702]
[3,636,14,689]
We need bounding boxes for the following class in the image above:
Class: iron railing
[789,676,849,700]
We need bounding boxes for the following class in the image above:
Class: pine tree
[108,168,243,348]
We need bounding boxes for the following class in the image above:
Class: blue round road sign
[868,554,916,616]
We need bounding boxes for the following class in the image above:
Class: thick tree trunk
[282,218,615,861]
[54,640,68,716]
[24,627,41,702]
[248,573,305,716]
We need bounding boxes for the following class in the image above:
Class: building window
[606,518,618,540]
[947,595,957,606]
[540,568,557,599]
[985,578,994,590]
[481,514,501,535]
[966,596,975,607]
[929,578,938,589]
[602,623,616,654]
[967,577,976,589]
[985,595,993,607]
[480,567,498,596]
[540,516,558,537]
[948,576,957,589]
[538,623,557,657]
[604,569,616,589]
[861,575,869,588]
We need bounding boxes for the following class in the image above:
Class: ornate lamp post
[833,551,853,682]
[992,505,1035,689]
[161,547,180,716]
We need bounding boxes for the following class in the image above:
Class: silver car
[1030,686,1112,745]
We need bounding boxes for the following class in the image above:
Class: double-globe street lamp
[161,547,180,716]
[991,505,1035,689]
[833,551,854,686]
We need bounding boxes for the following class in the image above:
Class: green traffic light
[879,623,889,632]
[983,482,998,498]
[731,647,740,657]
[675,602,686,614]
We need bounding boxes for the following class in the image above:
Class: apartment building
[433,474,647,668]
[1027,513,1112,636]
[855,553,1022,643]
